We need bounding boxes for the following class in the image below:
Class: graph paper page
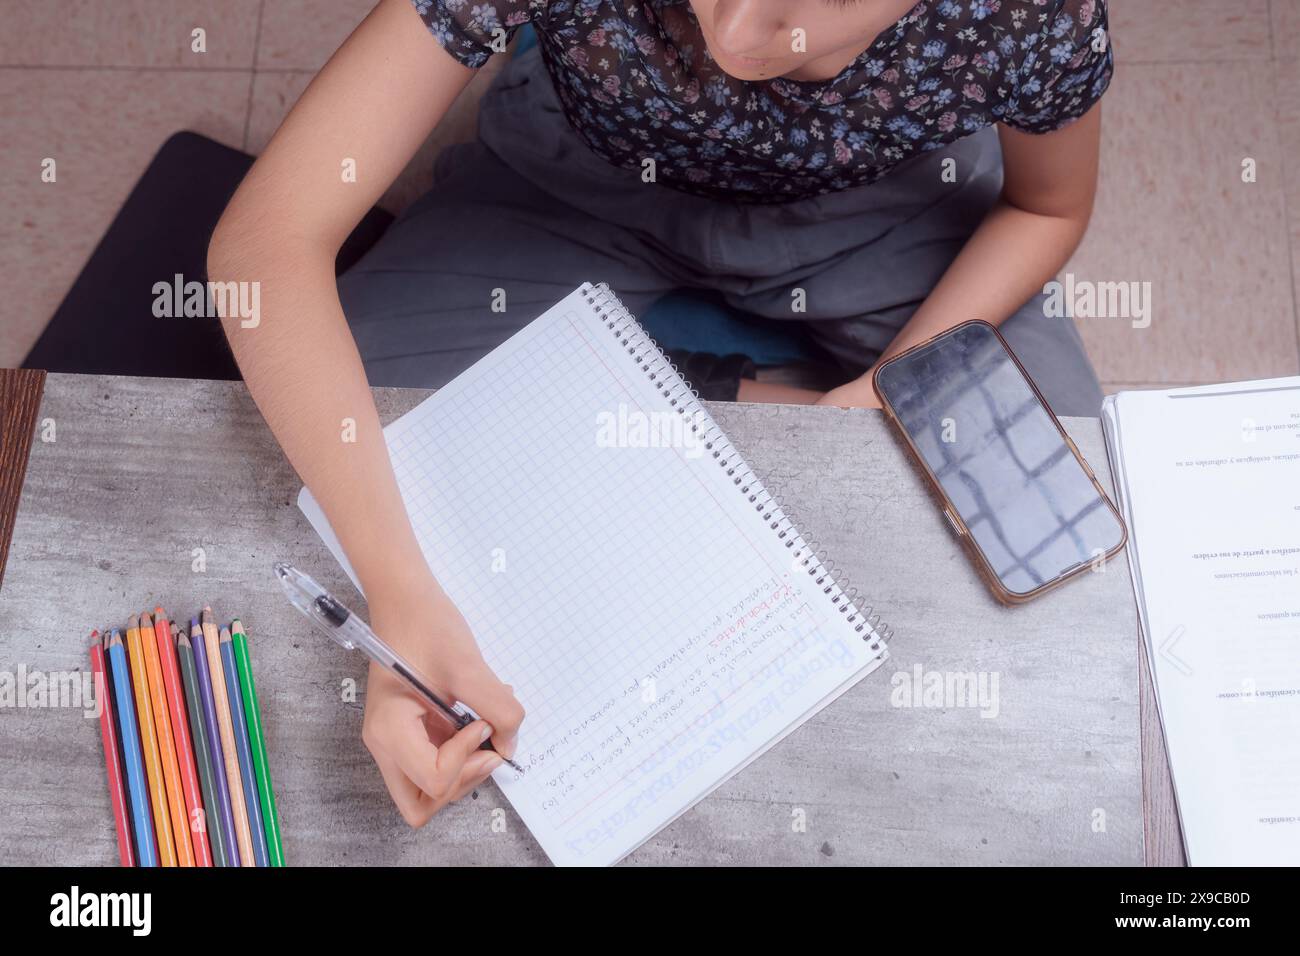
[299,286,887,866]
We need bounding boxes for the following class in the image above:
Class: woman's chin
[711,54,784,82]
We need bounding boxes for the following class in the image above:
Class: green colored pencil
[175,623,229,867]
[231,619,284,866]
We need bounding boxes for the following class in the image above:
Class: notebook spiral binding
[582,283,893,655]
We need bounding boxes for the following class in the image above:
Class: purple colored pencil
[190,617,241,866]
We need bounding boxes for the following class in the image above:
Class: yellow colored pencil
[202,606,255,866]
[139,611,196,866]
[125,613,177,866]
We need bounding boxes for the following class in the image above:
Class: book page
[1107,378,1300,865]
[299,287,887,865]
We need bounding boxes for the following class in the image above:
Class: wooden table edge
[0,368,46,593]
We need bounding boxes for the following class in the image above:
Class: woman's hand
[361,589,525,827]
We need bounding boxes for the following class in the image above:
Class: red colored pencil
[153,611,214,866]
[90,630,135,866]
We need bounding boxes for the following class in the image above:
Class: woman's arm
[209,0,523,824]
[818,105,1103,408]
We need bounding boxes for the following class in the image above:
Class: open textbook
[1103,378,1300,865]
[299,284,890,865]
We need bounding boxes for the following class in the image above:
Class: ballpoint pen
[274,562,523,773]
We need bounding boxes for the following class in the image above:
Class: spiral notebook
[298,284,891,866]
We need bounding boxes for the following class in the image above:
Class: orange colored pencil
[201,606,255,866]
[154,611,213,866]
[125,613,177,866]
[139,612,194,867]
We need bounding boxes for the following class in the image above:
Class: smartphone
[872,320,1126,604]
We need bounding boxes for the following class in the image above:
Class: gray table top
[0,373,1143,865]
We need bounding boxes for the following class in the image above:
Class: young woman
[210,0,1112,825]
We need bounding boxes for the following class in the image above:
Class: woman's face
[687,0,904,82]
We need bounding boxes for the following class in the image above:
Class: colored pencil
[154,611,213,866]
[231,619,284,866]
[90,630,135,866]
[106,628,158,866]
[176,622,229,867]
[201,607,255,867]
[192,616,244,863]
[139,612,195,867]
[220,625,269,867]
[125,613,177,866]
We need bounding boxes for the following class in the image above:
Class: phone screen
[875,322,1125,598]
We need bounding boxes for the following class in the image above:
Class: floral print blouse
[412,0,1113,203]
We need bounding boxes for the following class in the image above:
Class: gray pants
[339,48,1103,416]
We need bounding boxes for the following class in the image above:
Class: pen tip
[140,610,152,627]
[128,613,139,629]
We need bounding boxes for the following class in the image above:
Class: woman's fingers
[364,693,441,826]
[387,713,493,813]
[362,660,516,825]
[368,720,500,826]
[377,735,501,824]
[451,663,526,758]
[364,678,490,817]
[449,749,505,804]
[371,749,436,828]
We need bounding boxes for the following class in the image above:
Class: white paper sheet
[1103,377,1300,865]
[299,286,888,865]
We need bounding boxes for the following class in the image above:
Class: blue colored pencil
[191,618,241,866]
[105,629,159,867]
[219,626,270,866]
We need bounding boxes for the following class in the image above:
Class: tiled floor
[3,0,1299,392]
